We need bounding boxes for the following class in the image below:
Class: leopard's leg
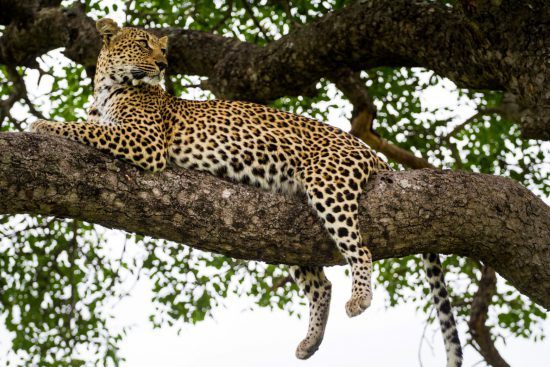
[328,205,372,318]
[290,265,332,360]
[302,179,372,318]
[30,119,167,172]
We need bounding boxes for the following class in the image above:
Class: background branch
[468,266,511,367]
[332,69,435,169]
[0,0,547,138]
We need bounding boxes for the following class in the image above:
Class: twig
[0,66,26,126]
[332,69,377,120]
[241,0,272,41]
[65,220,79,336]
[472,359,488,367]
[281,0,301,27]
[23,94,45,119]
[438,107,505,170]
[418,307,436,367]
[448,140,464,169]
[34,64,54,86]
[108,256,146,309]
[211,0,234,32]
[440,108,501,144]
[0,65,45,128]
[181,83,202,89]
[106,236,128,291]
[191,0,211,28]
[353,110,437,169]
[270,274,293,291]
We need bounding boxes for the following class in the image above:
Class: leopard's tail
[422,253,463,367]
[375,158,462,366]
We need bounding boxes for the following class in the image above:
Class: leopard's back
[167,99,381,194]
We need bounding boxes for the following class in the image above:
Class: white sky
[1,5,549,367]
[109,267,550,367]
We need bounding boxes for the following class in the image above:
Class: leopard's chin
[131,73,162,87]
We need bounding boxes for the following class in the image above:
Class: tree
[0,1,548,366]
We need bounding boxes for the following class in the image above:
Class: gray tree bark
[1,132,549,308]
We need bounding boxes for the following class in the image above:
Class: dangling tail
[374,157,462,366]
[422,253,463,367]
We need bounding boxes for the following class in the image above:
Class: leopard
[30,18,463,366]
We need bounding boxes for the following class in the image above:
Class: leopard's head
[95,18,168,87]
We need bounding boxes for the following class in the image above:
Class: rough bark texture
[1,132,549,308]
[0,0,548,138]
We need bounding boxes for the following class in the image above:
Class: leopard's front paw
[29,119,51,133]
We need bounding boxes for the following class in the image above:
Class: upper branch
[0,0,547,138]
[1,132,549,308]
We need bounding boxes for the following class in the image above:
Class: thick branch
[1,132,549,308]
[0,1,547,138]
[0,4,99,68]
[0,0,37,25]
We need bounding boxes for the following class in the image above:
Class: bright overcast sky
[1,4,549,366]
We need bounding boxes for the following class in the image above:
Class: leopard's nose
[156,61,167,71]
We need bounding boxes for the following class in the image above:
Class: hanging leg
[289,265,332,359]
[304,182,372,318]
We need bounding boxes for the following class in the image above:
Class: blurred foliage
[142,239,299,328]
[0,216,125,366]
[0,0,548,366]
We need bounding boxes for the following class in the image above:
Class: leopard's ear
[158,36,168,51]
[96,18,120,45]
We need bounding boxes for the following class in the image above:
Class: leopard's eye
[137,39,149,49]
[160,47,167,55]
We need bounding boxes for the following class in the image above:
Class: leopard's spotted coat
[30,18,462,366]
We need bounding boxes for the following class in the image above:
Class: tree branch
[351,111,436,169]
[468,265,511,367]
[240,0,272,41]
[1,132,549,309]
[332,69,435,169]
[0,65,44,130]
[0,1,547,138]
[210,0,234,32]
